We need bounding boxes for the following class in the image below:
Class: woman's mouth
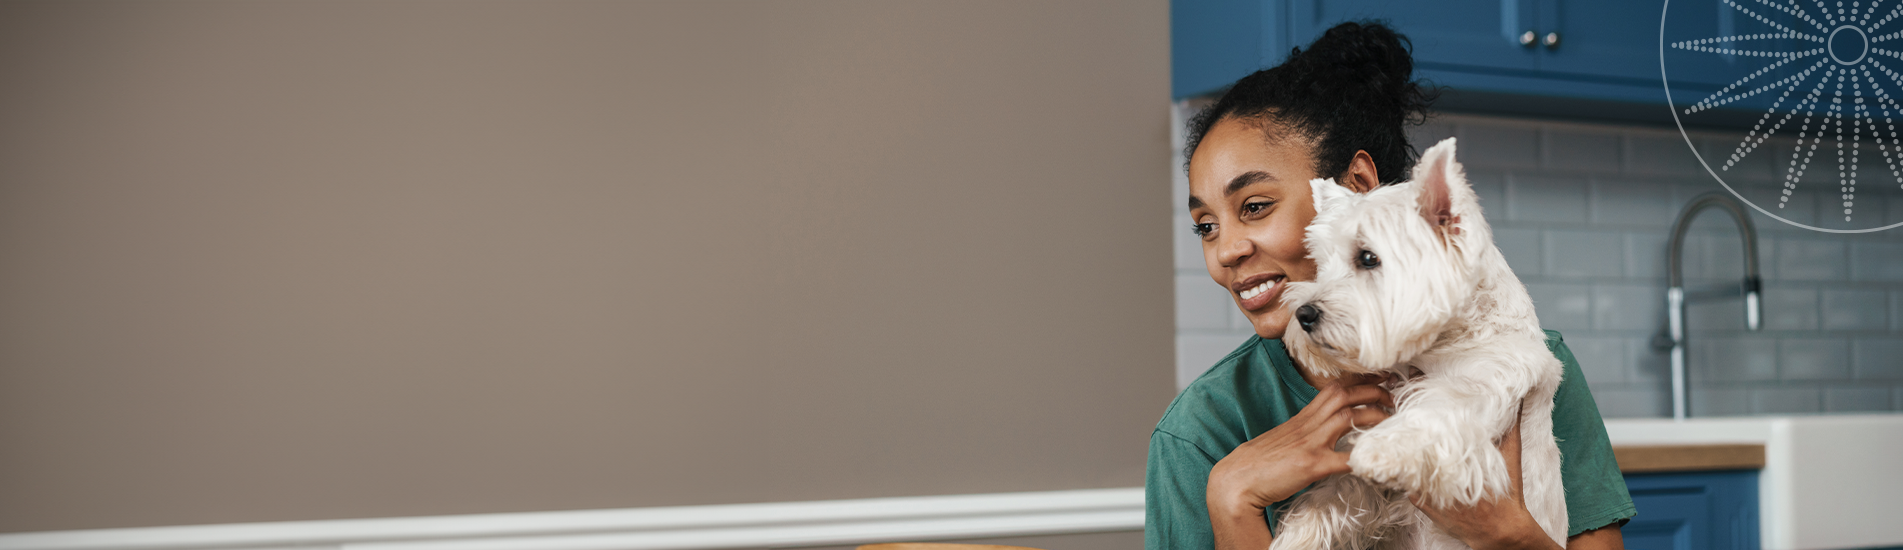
[1234,275,1285,312]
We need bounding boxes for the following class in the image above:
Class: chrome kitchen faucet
[1661,191,1763,421]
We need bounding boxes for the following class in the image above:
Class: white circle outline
[1829,25,1869,65]
[1661,0,1903,233]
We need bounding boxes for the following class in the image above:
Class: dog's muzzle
[1295,304,1323,333]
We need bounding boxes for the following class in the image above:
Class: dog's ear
[1413,138,1463,237]
[1310,177,1354,211]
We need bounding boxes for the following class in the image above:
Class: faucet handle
[1744,276,1763,331]
[1650,331,1677,352]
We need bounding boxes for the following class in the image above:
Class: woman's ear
[1341,150,1380,193]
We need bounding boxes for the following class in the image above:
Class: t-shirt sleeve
[1146,429,1219,550]
[1547,333,1640,536]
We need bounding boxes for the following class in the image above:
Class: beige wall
[0,0,1174,533]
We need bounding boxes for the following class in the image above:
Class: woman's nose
[1216,235,1252,267]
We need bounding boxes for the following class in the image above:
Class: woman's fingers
[1315,402,1390,444]
[1311,381,1393,415]
[1498,401,1525,494]
[1350,405,1391,428]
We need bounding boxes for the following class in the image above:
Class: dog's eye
[1357,250,1380,269]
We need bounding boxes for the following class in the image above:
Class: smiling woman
[1147,21,1637,550]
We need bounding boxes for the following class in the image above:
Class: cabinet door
[1624,470,1760,550]
[1173,0,1287,98]
[1287,0,1541,73]
[1546,0,1796,90]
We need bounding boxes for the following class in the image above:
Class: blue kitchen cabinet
[1173,0,1786,121]
[1622,470,1759,550]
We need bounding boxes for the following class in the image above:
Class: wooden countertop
[1611,444,1765,473]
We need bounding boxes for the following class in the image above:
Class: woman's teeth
[1239,279,1276,300]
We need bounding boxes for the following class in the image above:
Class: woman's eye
[1191,223,1216,237]
[1242,201,1272,215]
[1357,250,1380,269]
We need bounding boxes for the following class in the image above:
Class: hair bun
[1288,21,1420,126]
[1184,20,1436,186]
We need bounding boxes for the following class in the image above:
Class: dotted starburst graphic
[1668,0,1903,225]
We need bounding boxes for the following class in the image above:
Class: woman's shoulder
[1153,336,1309,454]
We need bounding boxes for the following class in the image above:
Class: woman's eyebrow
[1188,171,1277,211]
[1224,171,1275,196]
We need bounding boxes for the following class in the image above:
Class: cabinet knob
[1520,30,1537,47]
[1543,31,1561,49]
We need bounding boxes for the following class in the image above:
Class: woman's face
[1187,119,1323,340]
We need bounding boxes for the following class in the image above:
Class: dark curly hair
[1184,21,1438,185]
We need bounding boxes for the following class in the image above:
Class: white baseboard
[0,488,1144,550]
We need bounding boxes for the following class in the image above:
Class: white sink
[1604,414,1903,550]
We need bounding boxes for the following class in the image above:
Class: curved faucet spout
[1665,191,1763,420]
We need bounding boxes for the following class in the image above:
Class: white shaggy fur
[1273,138,1567,550]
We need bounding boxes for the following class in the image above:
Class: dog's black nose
[1295,304,1322,332]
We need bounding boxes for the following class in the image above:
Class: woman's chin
[1246,309,1292,339]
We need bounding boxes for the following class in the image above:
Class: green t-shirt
[1144,330,1635,549]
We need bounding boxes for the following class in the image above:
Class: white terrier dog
[1274,138,1567,550]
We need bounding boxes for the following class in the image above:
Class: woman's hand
[1409,406,1561,550]
[1207,374,1393,550]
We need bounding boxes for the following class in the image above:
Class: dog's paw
[1347,431,1511,508]
[1343,429,1412,489]
[1419,438,1512,507]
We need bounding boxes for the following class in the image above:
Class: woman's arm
[1413,410,1627,550]
[1410,415,1560,550]
[1568,524,1627,550]
[1206,377,1393,550]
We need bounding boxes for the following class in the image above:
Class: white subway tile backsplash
[1469,170,1508,216]
[1625,232,1669,280]
[1676,230,1710,280]
[1853,339,1903,380]
[1894,291,1903,331]
[1528,283,1592,330]
[1686,295,1750,331]
[1591,180,1677,227]
[1779,338,1851,380]
[1176,275,1234,331]
[1566,336,1628,385]
[1693,337,1779,381]
[1546,230,1624,278]
[1544,129,1623,174]
[1762,286,1820,331]
[1752,387,1822,414]
[1625,133,1706,176]
[1628,337,1672,386]
[1775,237,1849,281]
[1825,387,1894,412]
[1508,175,1589,223]
[1821,289,1888,330]
[1814,191,1880,232]
[1692,387,1752,416]
[1458,122,1540,169]
[1851,242,1903,281]
[1592,284,1664,331]
[1409,121,1457,149]
[1494,226,1542,277]
[1699,230,1756,281]
[1702,135,1775,178]
[1836,194,1886,231]
[1773,189,1820,226]
[1590,387,1669,418]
